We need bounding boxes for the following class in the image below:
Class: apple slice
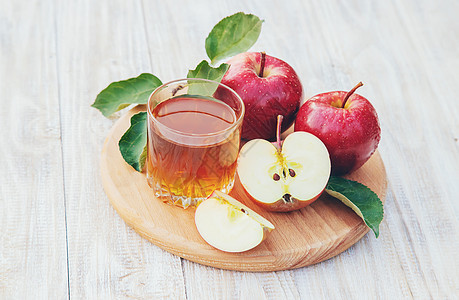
[194,190,275,252]
[237,116,331,211]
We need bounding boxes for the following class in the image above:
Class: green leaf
[187,60,229,95]
[118,112,147,172]
[187,60,229,81]
[325,176,384,238]
[92,73,162,117]
[205,12,263,65]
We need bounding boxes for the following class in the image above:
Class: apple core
[237,131,331,212]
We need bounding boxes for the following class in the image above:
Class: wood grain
[100,106,387,271]
[52,0,186,298]
[1,0,459,298]
[0,1,68,299]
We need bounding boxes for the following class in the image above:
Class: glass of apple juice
[146,78,245,209]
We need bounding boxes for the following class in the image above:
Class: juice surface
[152,96,236,135]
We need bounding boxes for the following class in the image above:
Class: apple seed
[282,193,292,203]
[273,173,280,181]
[289,168,296,177]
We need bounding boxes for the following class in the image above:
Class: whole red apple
[294,82,381,175]
[218,52,302,140]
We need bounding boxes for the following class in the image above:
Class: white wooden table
[1,0,458,298]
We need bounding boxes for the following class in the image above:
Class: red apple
[237,116,331,212]
[218,52,303,140]
[294,82,381,175]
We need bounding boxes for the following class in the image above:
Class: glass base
[149,178,235,209]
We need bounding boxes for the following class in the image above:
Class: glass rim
[147,78,245,138]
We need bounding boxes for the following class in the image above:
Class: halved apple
[237,122,331,212]
[194,190,275,252]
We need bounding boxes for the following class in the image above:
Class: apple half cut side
[194,190,275,253]
[237,131,331,212]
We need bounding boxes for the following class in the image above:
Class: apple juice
[146,96,241,208]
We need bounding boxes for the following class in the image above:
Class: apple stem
[276,115,283,152]
[258,52,266,77]
[342,82,364,108]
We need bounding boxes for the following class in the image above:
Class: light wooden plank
[0,0,68,299]
[350,1,459,297]
[290,0,459,298]
[142,0,459,298]
[3,0,459,298]
[1,0,453,298]
[53,0,186,298]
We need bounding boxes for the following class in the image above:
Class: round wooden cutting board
[101,106,387,272]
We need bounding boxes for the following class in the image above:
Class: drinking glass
[146,78,245,208]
